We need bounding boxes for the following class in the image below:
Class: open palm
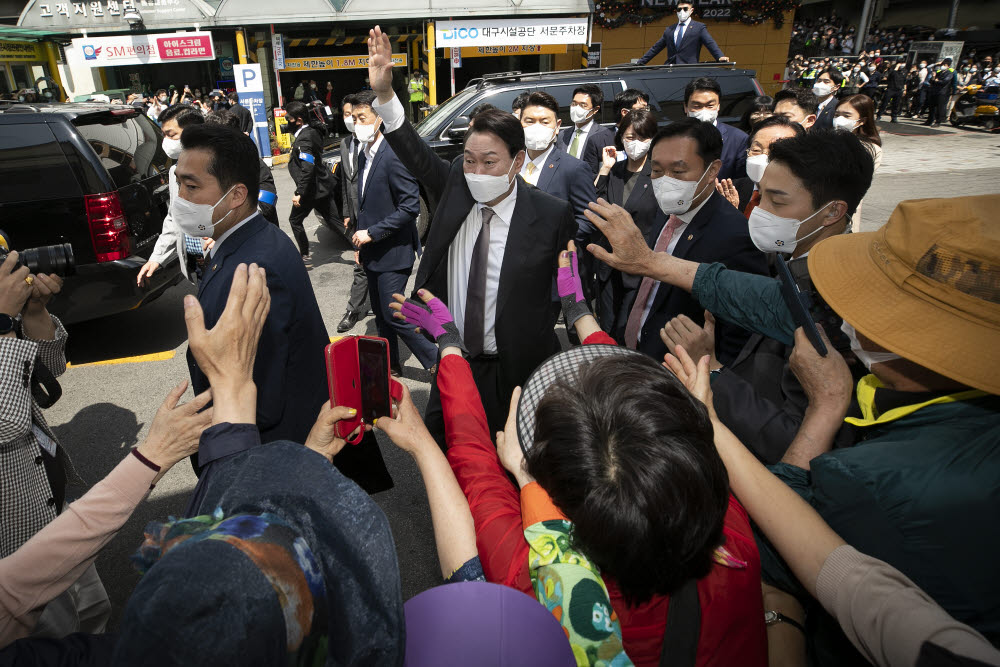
[367,25,395,98]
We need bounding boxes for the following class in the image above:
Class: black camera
[0,230,75,277]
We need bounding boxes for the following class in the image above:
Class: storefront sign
[451,48,461,68]
[436,18,588,48]
[69,31,215,67]
[22,0,210,29]
[279,53,406,72]
[459,44,567,57]
[0,40,45,62]
[272,32,285,70]
[235,64,270,159]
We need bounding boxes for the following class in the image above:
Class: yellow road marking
[68,351,176,368]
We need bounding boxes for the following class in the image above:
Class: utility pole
[855,0,874,55]
[947,0,960,29]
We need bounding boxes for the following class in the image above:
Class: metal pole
[450,50,456,97]
[271,24,283,108]
[947,0,960,29]
[854,0,873,56]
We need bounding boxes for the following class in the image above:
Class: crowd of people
[788,14,920,59]
[0,19,998,667]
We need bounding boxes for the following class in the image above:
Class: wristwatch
[0,313,15,336]
[764,610,805,633]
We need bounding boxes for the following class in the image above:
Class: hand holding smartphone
[325,336,396,444]
[775,255,827,356]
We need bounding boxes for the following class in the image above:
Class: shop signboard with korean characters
[69,31,215,67]
[435,17,589,48]
[19,0,212,30]
[235,64,270,159]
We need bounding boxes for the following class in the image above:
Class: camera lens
[21,243,75,277]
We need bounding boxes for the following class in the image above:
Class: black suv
[323,64,761,235]
[0,102,181,324]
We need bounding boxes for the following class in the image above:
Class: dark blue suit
[533,145,599,243]
[637,19,724,65]
[717,121,750,180]
[356,138,437,369]
[558,122,616,175]
[187,214,393,491]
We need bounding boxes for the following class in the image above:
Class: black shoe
[390,364,404,378]
[337,311,359,333]
[932,122,941,127]
[922,121,932,126]
[890,118,898,123]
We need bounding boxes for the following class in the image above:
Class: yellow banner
[460,45,567,57]
[0,40,45,62]
[279,54,407,72]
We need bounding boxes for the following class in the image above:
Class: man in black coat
[227,92,254,134]
[367,26,575,442]
[636,1,728,65]
[558,84,616,175]
[877,62,908,123]
[177,124,391,490]
[286,101,338,260]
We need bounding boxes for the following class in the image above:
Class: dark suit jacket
[380,118,575,392]
[289,125,335,201]
[356,138,422,273]
[637,20,724,65]
[559,122,616,175]
[231,102,254,135]
[188,214,329,446]
[717,122,749,180]
[814,97,838,130]
[732,177,755,214]
[331,135,361,230]
[534,145,600,243]
[635,191,768,365]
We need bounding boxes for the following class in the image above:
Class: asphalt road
[43,119,1000,628]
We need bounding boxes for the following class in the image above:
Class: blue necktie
[675,23,686,48]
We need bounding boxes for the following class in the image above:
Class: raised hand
[584,198,656,277]
[367,25,396,102]
[715,178,739,209]
[557,240,590,328]
[390,289,468,355]
[659,311,720,371]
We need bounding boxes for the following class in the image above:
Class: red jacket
[442,332,767,667]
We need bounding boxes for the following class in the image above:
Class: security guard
[286,101,338,262]
[407,71,426,122]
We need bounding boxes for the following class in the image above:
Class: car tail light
[84,192,131,262]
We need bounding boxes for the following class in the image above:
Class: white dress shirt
[520,142,556,186]
[359,133,384,197]
[638,193,711,338]
[566,119,594,160]
[372,94,407,133]
[210,211,260,259]
[447,184,517,355]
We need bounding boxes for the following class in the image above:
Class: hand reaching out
[584,198,657,277]
[715,178,740,209]
[496,387,534,488]
[659,311,720,371]
[662,343,716,422]
[390,289,467,355]
[375,382,436,455]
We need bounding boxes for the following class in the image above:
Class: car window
[718,76,758,122]
[473,88,525,118]
[640,77,689,122]
[75,114,167,189]
[0,123,82,203]
[416,87,478,139]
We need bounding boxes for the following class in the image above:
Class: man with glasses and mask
[636,1,729,65]
[602,118,767,365]
[366,25,575,445]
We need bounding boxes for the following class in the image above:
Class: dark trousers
[364,266,438,370]
[925,91,946,124]
[877,88,903,119]
[917,87,930,114]
[595,271,635,345]
[424,355,508,452]
[287,195,337,256]
[260,202,279,226]
[347,261,370,315]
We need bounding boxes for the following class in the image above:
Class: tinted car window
[76,114,167,189]
[719,76,759,122]
[0,123,82,203]
[640,77,689,122]
[536,82,623,127]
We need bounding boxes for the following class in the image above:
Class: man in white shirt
[559,84,615,175]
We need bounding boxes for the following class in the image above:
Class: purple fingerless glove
[398,295,469,355]
[557,250,591,328]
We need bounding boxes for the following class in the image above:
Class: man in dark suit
[226,92,254,135]
[610,119,767,365]
[367,25,575,441]
[176,123,391,491]
[811,67,843,130]
[683,77,748,180]
[350,90,438,376]
[330,93,371,333]
[558,84,616,175]
[773,88,819,130]
[286,101,338,261]
[636,1,728,65]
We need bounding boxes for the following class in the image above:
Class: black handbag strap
[659,578,701,667]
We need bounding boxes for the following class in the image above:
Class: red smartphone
[325,336,393,445]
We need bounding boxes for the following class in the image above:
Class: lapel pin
[687,234,694,241]
[212,264,218,271]
[548,164,554,168]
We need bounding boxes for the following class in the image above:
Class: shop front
[0,38,56,97]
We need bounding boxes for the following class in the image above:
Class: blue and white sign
[435,18,588,48]
[235,64,269,159]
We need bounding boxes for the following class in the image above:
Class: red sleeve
[583,331,618,346]
[439,355,532,594]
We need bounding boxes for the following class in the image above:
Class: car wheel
[416,194,430,242]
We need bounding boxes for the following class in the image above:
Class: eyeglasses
[747,146,769,157]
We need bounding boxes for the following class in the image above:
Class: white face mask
[745,153,769,184]
[162,137,182,160]
[651,164,712,215]
[813,81,836,97]
[354,119,380,144]
[746,203,831,254]
[832,116,861,132]
[840,320,901,370]
[623,139,651,161]
[170,185,236,238]
[677,8,692,21]
[464,155,520,204]
[569,105,594,124]
[688,108,719,124]
[523,123,557,151]
[344,116,355,133]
